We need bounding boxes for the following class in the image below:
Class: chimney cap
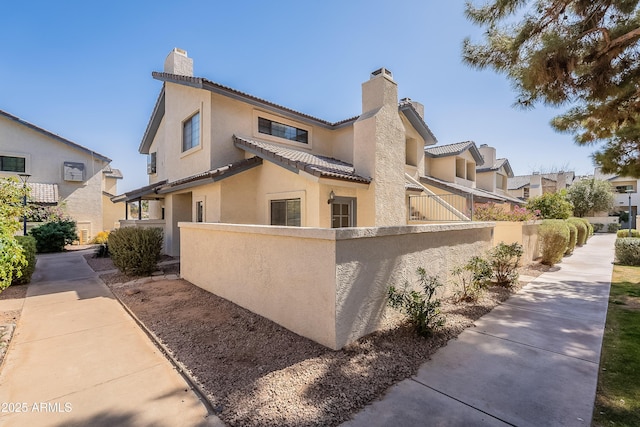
[479,144,488,147]
[371,67,393,79]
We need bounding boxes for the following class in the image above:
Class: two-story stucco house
[0,108,122,242]
[508,171,575,201]
[115,49,442,256]
[414,141,521,220]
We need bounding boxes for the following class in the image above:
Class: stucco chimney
[164,48,193,76]
[530,172,543,198]
[478,144,496,167]
[353,68,406,226]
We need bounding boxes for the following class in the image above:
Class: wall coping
[178,221,495,241]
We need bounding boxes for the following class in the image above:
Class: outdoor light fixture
[17,173,31,236]
[328,190,335,204]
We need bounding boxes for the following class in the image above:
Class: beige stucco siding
[0,115,108,241]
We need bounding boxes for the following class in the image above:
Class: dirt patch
[0,284,28,325]
[96,261,543,427]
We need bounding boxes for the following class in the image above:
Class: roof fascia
[399,103,437,145]
[0,109,111,163]
[138,87,166,154]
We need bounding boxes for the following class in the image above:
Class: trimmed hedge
[568,218,588,246]
[108,227,163,276]
[608,223,620,233]
[617,229,640,238]
[13,236,36,285]
[539,219,570,266]
[615,238,640,266]
[565,222,577,255]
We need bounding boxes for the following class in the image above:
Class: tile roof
[424,141,484,165]
[104,168,123,179]
[508,172,576,190]
[27,183,58,204]
[111,158,263,203]
[234,136,371,184]
[476,158,514,177]
[420,175,523,204]
[405,181,425,192]
[0,109,111,163]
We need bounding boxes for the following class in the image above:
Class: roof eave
[139,87,166,154]
[399,103,437,145]
[0,109,111,163]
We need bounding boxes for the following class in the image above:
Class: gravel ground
[85,255,549,427]
[0,284,27,325]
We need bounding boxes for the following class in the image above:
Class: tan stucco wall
[492,221,541,264]
[180,222,493,349]
[0,115,108,242]
[102,195,123,231]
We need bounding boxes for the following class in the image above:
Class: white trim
[180,109,203,158]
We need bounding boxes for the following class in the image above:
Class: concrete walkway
[344,233,617,427]
[0,250,223,427]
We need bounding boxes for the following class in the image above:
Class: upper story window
[0,155,26,173]
[147,152,157,174]
[182,112,200,152]
[616,184,635,194]
[259,117,308,144]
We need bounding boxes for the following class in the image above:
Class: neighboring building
[114,49,439,256]
[476,144,515,196]
[0,108,122,242]
[508,171,575,200]
[595,168,638,229]
[102,167,124,231]
[417,141,522,220]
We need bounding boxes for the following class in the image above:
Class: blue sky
[1,1,599,193]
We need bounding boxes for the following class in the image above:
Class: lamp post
[17,173,30,236]
[627,188,634,234]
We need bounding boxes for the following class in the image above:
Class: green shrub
[451,256,492,302]
[30,220,78,253]
[568,218,588,246]
[108,227,163,276]
[615,238,640,266]
[13,236,36,285]
[579,218,593,239]
[91,231,110,244]
[489,242,523,287]
[388,267,445,337]
[617,229,640,238]
[565,222,577,255]
[0,236,26,291]
[592,223,604,233]
[539,219,570,266]
[608,223,620,233]
[526,191,573,219]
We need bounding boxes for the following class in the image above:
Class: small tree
[526,191,573,219]
[566,179,615,218]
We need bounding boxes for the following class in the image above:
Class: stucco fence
[179,222,494,350]
[492,221,541,264]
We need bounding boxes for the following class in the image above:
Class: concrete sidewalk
[0,250,223,427]
[344,233,617,427]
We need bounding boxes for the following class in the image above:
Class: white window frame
[194,197,205,223]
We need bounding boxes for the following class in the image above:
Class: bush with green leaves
[566,178,615,218]
[592,223,604,233]
[13,236,36,285]
[565,222,577,255]
[108,227,163,276]
[30,220,78,253]
[608,223,620,233]
[387,267,445,337]
[526,191,573,219]
[615,238,640,266]
[473,203,539,221]
[0,177,28,290]
[580,218,594,239]
[538,219,570,266]
[489,242,523,287]
[451,256,492,302]
[617,229,640,238]
[567,218,588,247]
